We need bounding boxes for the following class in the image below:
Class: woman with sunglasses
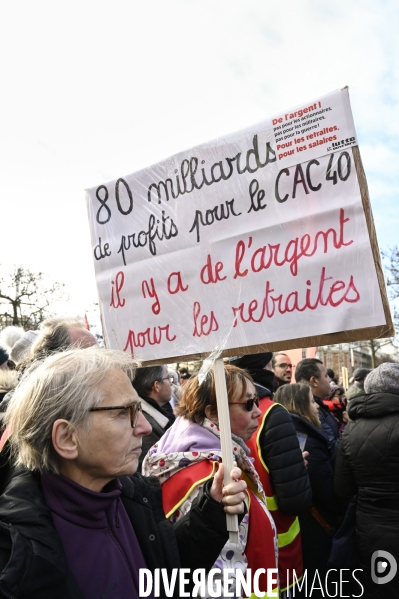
[143,364,279,598]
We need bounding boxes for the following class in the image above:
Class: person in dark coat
[275,383,339,594]
[334,362,399,598]
[132,365,176,470]
[295,358,340,462]
[0,347,247,599]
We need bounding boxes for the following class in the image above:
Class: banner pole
[213,357,239,545]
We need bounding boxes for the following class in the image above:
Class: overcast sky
[1,0,398,316]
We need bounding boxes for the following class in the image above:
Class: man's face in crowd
[273,354,292,383]
[151,365,172,405]
[313,364,331,399]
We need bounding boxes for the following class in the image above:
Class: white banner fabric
[85,89,385,361]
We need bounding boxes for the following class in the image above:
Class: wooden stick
[342,366,349,391]
[213,357,239,545]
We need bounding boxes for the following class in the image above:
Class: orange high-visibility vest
[161,459,278,597]
[246,397,303,593]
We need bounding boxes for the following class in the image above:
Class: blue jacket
[313,395,340,463]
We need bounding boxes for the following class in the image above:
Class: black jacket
[258,403,312,515]
[291,416,337,518]
[290,415,338,583]
[334,392,399,598]
[0,468,230,599]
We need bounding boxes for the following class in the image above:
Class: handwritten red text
[234,208,352,279]
[110,271,126,308]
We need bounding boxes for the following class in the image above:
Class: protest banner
[85,86,393,546]
[85,87,393,364]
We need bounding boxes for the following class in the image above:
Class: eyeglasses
[230,396,260,411]
[160,376,174,383]
[89,402,143,428]
[276,363,292,370]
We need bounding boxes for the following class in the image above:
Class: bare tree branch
[0,265,68,329]
[382,246,399,332]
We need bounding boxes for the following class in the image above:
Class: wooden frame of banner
[142,146,394,367]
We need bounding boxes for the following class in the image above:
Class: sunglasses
[230,395,260,411]
[89,401,143,428]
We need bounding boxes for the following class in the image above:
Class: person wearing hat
[334,362,399,597]
[0,327,25,358]
[229,352,275,397]
[9,330,39,365]
[230,353,312,596]
[346,367,372,402]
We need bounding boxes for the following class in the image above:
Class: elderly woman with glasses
[143,364,279,598]
[0,348,247,599]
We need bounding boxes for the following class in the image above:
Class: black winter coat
[290,415,338,584]
[334,392,399,599]
[0,467,230,599]
[258,404,312,515]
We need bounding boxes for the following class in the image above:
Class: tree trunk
[12,302,20,326]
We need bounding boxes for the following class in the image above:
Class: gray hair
[27,316,86,363]
[5,347,140,474]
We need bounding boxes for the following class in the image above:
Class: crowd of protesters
[0,318,398,598]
